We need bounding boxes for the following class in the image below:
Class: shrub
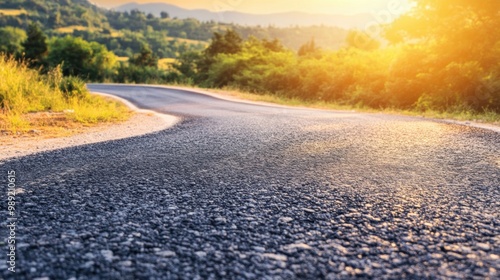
[0,53,129,132]
[59,76,89,100]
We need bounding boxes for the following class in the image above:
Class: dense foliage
[0,0,348,58]
[1,0,498,114]
[47,36,117,81]
[0,54,128,132]
[173,0,500,113]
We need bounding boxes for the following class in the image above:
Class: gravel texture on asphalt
[1,85,499,279]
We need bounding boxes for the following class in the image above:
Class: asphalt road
[1,84,499,279]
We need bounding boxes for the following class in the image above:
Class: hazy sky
[92,0,411,15]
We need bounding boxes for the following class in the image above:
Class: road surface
[1,84,499,279]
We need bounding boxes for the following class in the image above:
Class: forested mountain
[0,0,348,58]
[115,2,372,29]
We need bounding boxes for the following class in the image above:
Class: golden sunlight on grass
[202,86,500,124]
[0,9,26,16]
[1,112,107,139]
[56,25,94,33]
[117,56,129,62]
[0,98,131,137]
[114,57,177,71]
[110,30,123,38]
[0,55,131,136]
[166,37,208,46]
[158,58,177,70]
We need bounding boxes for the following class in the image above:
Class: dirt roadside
[0,93,179,161]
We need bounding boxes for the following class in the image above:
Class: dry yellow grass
[0,9,26,16]
[117,57,177,70]
[166,37,208,46]
[110,30,123,38]
[1,112,105,139]
[158,58,177,70]
[0,97,132,138]
[56,25,92,33]
[202,86,500,125]
[0,55,131,135]
[55,26,124,37]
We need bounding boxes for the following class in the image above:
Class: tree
[173,50,202,79]
[387,0,500,45]
[0,27,27,56]
[262,39,285,52]
[48,9,62,28]
[386,0,500,64]
[47,36,117,81]
[385,0,500,110]
[129,45,158,68]
[160,11,169,19]
[48,36,92,77]
[192,30,243,83]
[205,30,242,57]
[298,38,318,56]
[22,23,48,68]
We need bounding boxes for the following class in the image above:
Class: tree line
[173,0,500,113]
[2,0,498,114]
[1,23,174,83]
[0,0,348,59]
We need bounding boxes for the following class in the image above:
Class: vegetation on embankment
[169,1,500,123]
[156,83,499,125]
[2,1,498,125]
[0,0,347,59]
[0,55,130,135]
[202,86,500,125]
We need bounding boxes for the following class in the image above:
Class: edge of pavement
[91,83,500,134]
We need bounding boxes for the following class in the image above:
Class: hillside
[0,0,213,58]
[115,2,372,29]
[0,0,349,58]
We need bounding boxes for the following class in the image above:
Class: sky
[92,0,411,15]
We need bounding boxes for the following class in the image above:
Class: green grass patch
[0,55,130,133]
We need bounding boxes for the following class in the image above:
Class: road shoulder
[113,84,500,134]
[0,92,179,161]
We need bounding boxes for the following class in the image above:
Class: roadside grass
[0,9,26,16]
[378,107,500,124]
[0,55,131,136]
[193,85,500,125]
[204,86,381,111]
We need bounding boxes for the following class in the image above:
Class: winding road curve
[1,84,499,279]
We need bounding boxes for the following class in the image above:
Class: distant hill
[0,0,350,58]
[114,2,373,29]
